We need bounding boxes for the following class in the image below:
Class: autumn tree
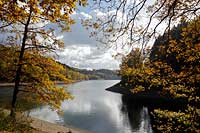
[85,1,200,131]
[0,45,17,82]
[0,0,87,117]
[119,18,200,132]
[149,19,199,132]
[120,48,144,84]
[83,0,200,52]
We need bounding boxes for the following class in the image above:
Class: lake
[29,80,153,133]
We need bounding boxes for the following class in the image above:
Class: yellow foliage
[0,0,87,112]
[119,17,200,132]
[0,46,73,109]
[153,107,200,132]
[0,0,87,30]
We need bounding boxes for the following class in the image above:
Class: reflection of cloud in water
[61,100,92,114]
[102,94,133,133]
[29,80,153,133]
[104,95,146,133]
[138,107,153,133]
[102,93,122,123]
[29,106,63,124]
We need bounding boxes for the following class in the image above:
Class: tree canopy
[84,0,200,51]
[0,0,87,116]
[119,18,200,132]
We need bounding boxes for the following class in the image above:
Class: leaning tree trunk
[10,12,32,117]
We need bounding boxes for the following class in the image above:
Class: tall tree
[0,0,87,117]
[119,18,200,132]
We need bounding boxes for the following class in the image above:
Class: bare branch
[87,0,200,51]
[0,22,12,29]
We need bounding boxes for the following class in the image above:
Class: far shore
[0,82,28,87]
[0,80,82,87]
[0,82,71,87]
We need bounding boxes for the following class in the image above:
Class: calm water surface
[30,80,153,133]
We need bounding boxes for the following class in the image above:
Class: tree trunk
[10,66,22,117]
[10,11,32,117]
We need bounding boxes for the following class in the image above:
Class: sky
[0,2,122,70]
[56,0,165,70]
[0,1,165,70]
[56,6,122,70]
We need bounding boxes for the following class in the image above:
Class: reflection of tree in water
[121,95,153,133]
[121,100,141,130]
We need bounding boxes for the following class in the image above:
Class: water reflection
[0,86,13,106]
[29,80,153,133]
[30,106,62,123]
[121,95,153,133]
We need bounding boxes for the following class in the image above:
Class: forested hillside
[0,45,83,82]
[78,69,120,80]
[61,63,120,80]
[0,45,120,83]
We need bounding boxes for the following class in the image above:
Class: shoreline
[0,83,28,87]
[31,117,89,133]
[0,109,89,133]
[0,81,82,87]
[106,82,188,105]
[0,83,89,133]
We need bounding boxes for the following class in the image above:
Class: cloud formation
[56,10,121,70]
[59,45,119,70]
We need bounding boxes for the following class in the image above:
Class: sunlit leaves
[153,107,200,132]
[119,17,200,132]
[0,45,74,109]
[0,0,88,113]
[0,0,87,29]
[20,52,74,109]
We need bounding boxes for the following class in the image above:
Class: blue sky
[0,1,165,70]
[56,4,121,70]
[56,0,163,70]
[0,1,121,70]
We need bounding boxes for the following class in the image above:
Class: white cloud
[56,35,64,40]
[93,9,107,18]
[80,12,92,19]
[59,45,120,69]
[53,10,121,70]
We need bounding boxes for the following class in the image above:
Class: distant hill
[78,69,121,80]
[0,45,120,82]
[60,63,121,80]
